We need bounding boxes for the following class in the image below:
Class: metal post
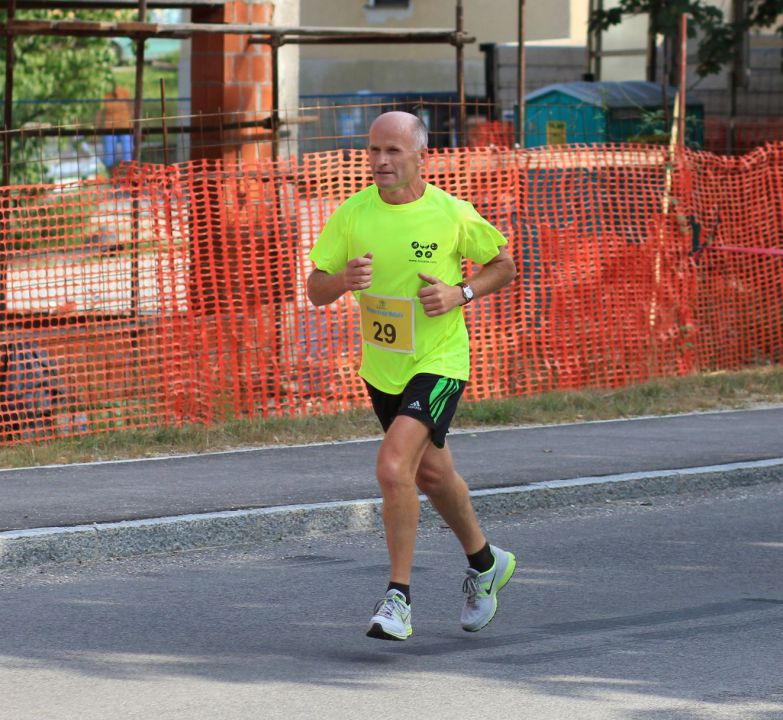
[677,13,687,147]
[1,0,17,318]
[271,36,281,162]
[3,0,16,187]
[455,0,466,147]
[586,0,594,79]
[595,0,603,80]
[728,0,747,155]
[646,11,657,82]
[660,33,670,129]
[129,0,147,320]
[160,78,169,165]
[516,0,525,146]
[132,0,148,163]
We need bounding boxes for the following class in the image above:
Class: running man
[307,111,517,640]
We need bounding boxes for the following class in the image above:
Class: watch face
[462,284,474,301]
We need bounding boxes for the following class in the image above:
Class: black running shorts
[365,373,466,448]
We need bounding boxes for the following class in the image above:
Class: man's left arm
[418,247,516,317]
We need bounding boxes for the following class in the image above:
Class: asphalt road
[3,407,783,531]
[2,480,782,720]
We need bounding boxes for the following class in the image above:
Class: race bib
[359,293,415,354]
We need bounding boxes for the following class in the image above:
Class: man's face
[367,117,426,198]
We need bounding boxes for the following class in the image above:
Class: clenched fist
[344,252,373,292]
[417,272,464,317]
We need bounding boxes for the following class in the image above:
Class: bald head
[369,112,428,151]
[366,111,428,203]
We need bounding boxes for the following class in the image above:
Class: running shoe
[366,589,413,641]
[460,545,517,632]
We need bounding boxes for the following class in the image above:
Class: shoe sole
[366,622,412,641]
[462,551,517,633]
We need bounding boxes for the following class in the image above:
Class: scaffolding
[1,0,477,183]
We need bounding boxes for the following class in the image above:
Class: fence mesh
[0,141,781,444]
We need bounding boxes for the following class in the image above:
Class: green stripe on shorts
[429,377,460,424]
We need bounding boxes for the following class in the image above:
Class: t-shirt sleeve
[308,205,351,275]
[457,201,508,265]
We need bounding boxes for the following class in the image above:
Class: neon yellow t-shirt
[309,183,507,394]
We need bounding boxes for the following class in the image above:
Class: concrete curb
[2,458,782,571]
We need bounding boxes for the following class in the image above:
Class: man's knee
[416,463,458,496]
[375,415,430,491]
[376,451,416,491]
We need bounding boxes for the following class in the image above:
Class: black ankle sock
[387,582,411,605]
[467,542,494,574]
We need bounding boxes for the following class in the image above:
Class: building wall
[274,0,300,119]
[488,44,588,118]
[190,0,275,162]
[298,0,580,97]
[599,4,649,82]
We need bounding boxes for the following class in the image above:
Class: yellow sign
[546,120,567,145]
[359,294,415,354]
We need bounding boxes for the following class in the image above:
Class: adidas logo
[407,400,422,411]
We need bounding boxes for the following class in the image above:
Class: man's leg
[366,414,430,641]
[417,440,517,633]
[375,414,432,585]
[415,441,486,556]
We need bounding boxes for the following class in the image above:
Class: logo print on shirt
[410,241,438,262]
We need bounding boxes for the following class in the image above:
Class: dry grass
[2,366,782,469]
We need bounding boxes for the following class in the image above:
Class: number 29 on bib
[359,294,415,354]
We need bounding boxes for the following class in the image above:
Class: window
[366,0,411,8]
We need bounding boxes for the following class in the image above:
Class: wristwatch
[457,282,474,305]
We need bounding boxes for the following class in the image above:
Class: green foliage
[112,64,179,105]
[626,109,703,146]
[1,9,133,127]
[3,187,99,250]
[1,8,134,184]
[589,0,783,78]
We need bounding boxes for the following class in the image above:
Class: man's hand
[344,252,373,292]
[417,273,463,317]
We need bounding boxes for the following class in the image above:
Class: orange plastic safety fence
[704,117,783,154]
[688,144,783,369]
[0,142,781,445]
[468,120,515,148]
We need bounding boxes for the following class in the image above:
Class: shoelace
[462,574,480,605]
[376,595,408,618]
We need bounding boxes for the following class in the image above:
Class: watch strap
[457,281,474,304]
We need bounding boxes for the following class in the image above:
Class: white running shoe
[460,545,517,632]
[366,589,413,641]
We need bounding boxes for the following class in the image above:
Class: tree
[589,0,783,80]
[1,8,133,183]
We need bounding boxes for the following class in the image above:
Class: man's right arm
[307,252,373,307]
[306,269,349,307]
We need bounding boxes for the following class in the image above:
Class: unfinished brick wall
[190,0,274,163]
